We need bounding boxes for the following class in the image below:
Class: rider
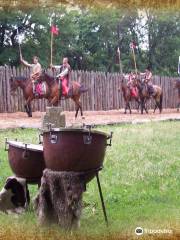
[50,57,71,97]
[127,71,138,97]
[140,66,154,96]
[20,55,42,96]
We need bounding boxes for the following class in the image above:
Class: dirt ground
[0,109,179,130]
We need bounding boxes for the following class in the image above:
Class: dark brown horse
[118,78,141,114]
[174,79,180,111]
[10,73,88,118]
[137,79,163,114]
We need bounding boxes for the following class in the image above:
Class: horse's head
[9,75,18,93]
[39,69,55,86]
[10,75,27,93]
[173,79,180,89]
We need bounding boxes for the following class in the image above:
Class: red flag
[51,25,59,35]
[130,42,136,49]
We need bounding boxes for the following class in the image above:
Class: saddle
[33,82,47,96]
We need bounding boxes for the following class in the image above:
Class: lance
[50,17,59,66]
[17,27,22,58]
[50,17,53,66]
[117,47,123,75]
[130,42,137,74]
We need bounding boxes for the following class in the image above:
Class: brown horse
[10,73,88,118]
[137,79,163,114]
[118,78,141,114]
[174,79,180,111]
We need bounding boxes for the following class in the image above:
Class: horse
[10,73,88,118]
[39,71,88,118]
[136,79,163,114]
[174,79,180,111]
[118,78,141,114]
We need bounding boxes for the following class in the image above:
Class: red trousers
[60,77,69,96]
[131,87,138,97]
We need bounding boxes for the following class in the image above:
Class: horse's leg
[26,97,33,117]
[128,102,131,114]
[153,102,158,113]
[79,101,84,118]
[124,102,127,114]
[144,101,148,114]
[136,99,140,112]
[77,98,83,117]
[72,96,84,119]
[124,106,127,114]
[28,103,32,117]
[140,99,144,114]
[24,97,32,117]
[177,102,180,112]
[75,103,80,118]
[50,96,59,106]
[24,104,29,116]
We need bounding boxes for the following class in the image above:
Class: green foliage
[0,5,180,75]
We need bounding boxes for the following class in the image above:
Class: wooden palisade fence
[0,66,179,113]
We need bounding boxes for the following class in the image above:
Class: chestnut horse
[118,78,141,114]
[136,79,163,114]
[174,79,180,111]
[10,73,88,118]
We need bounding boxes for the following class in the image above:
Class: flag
[130,42,136,49]
[51,25,59,35]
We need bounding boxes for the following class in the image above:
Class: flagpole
[117,47,123,75]
[50,30,53,65]
[17,28,22,57]
[132,47,137,74]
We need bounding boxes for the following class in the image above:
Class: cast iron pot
[5,140,45,184]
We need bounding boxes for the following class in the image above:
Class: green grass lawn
[0,121,180,239]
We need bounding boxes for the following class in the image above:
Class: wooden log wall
[0,66,179,113]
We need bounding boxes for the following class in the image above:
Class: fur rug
[34,169,85,230]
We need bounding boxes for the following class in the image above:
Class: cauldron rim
[7,140,43,152]
[42,127,109,137]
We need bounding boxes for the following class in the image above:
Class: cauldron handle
[83,125,93,145]
[46,123,55,131]
[106,132,113,146]
[39,133,43,144]
[22,144,30,159]
[5,138,9,151]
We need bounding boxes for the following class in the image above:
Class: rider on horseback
[50,57,72,98]
[20,55,42,96]
[140,66,155,96]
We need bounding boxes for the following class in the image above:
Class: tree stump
[42,107,66,130]
[34,169,85,230]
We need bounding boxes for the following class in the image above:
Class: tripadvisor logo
[135,227,143,236]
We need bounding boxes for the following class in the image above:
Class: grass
[0,121,180,239]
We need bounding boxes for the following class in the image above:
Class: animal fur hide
[34,169,85,230]
[0,176,29,214]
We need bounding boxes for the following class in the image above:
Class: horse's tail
[159,92,163,112]
[79,85,88,94]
